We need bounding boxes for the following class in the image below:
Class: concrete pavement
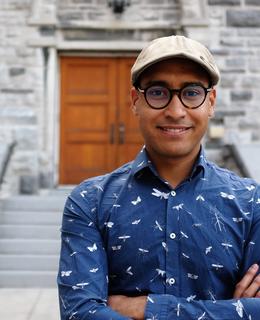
[0,288,59,319]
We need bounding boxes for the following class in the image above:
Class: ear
[208,88,216,118]
[130,87,139,115]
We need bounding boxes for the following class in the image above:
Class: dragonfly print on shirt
[58,148,260,320]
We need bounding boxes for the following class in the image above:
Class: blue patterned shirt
[58,148,260,319]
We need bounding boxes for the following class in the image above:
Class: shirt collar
[131,146,209,180]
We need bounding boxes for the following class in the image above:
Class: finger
[241,274,260,298]
[233,264,259,298]
[256,291,260,298]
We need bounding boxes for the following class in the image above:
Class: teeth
[162,127,186,133]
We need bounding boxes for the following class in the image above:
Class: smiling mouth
[158,126,190,133]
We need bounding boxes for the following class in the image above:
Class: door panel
[60,56,143,184]
[117,58,143,166]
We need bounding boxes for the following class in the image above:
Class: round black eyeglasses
[136,84,213,109]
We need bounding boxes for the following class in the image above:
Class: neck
[147,150,200,188]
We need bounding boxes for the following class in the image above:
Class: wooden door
[60,56,143,184]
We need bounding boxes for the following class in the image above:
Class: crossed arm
[108,264,260,319]
[58,186,260,319]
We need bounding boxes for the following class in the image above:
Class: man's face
[131,58,216,163]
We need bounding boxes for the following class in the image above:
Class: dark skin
[108,59,260,318]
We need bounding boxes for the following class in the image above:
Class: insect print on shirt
[220,192,235,200]
[221,242,233,252]
[246,185,255,191]
[131,196,141,205]
[197,312,206,320]
[126,266,133,276]
[118,235,131,242]
[187,273,199,280]
[196,195,205,201]
[132,219,141,225]
[186,295,196,302]
[172,203,184,211]
[176,303,181,317]
[69,311,78,319]
[80,190,87,198]
[61,270,72,277]
[151,188,170,199]
[205,246,212,255]
[211,209,226,233]
[154,220,163,231]
[162,241,168,252]
[232,300,244,318]
[150,269,166,283]
[87,243,97,252]
[211,263,224,270]
[104,221,114,228]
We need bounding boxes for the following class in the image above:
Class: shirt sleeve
[57,185,131,320]
[145,185,260,320]
[145,294,260,319]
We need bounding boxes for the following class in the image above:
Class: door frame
[48,50,138,187]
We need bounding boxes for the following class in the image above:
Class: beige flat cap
[131,35,220,86]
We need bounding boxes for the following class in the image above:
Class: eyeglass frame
[134,82,213,110]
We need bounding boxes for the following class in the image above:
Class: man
[58,35,260,319]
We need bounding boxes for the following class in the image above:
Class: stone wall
[0,0,259,195]
[203,0,260,144]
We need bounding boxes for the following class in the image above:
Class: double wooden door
[59,56,143,184]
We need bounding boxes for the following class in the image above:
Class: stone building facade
[0,0,260,195]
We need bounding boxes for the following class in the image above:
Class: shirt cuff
[144,294,171,320]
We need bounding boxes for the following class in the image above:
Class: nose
[163,93,187,118]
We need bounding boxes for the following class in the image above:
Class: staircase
[0,190,70,287]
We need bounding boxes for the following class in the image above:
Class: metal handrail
[0,141,17,190]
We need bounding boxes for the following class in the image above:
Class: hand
[108,295,147,320]
[233,264,260,298]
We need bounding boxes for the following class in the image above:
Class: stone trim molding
[27,0,208,29]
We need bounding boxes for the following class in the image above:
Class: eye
[182,86,204,100]
[147,86,168,99]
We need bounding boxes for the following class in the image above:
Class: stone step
[0,225,60,239]
[0,210,62,225]
[0,239,61,255]
[0,254,59,271]
[0,271,57,288]
[1,195,67,212]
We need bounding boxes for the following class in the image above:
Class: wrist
[131,296,147,320]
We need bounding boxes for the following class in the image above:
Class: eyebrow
[140,80,210,88]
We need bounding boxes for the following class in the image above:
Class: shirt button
[168,278,175,285]
[170,232,176,239]
[171,190,176,197]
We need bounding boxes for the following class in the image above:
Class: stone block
[238,28,260,36]
[245,0,260,5]
[249,59,260,72]
[39,172,54,189]
[9,68,26,77]
[226,58,246,69]
[231,91,252,102]
[219,75,237,88]
[39,26,56,36]
[58,11,84,22]
[242,76,260,88]
[248,38,260,47]
[208,0,240,5]
[19,175,39,194]
[227,10,260,27]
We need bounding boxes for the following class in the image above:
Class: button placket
[165,188,179,294]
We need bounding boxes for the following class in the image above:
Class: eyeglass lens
[145,85,207,109]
